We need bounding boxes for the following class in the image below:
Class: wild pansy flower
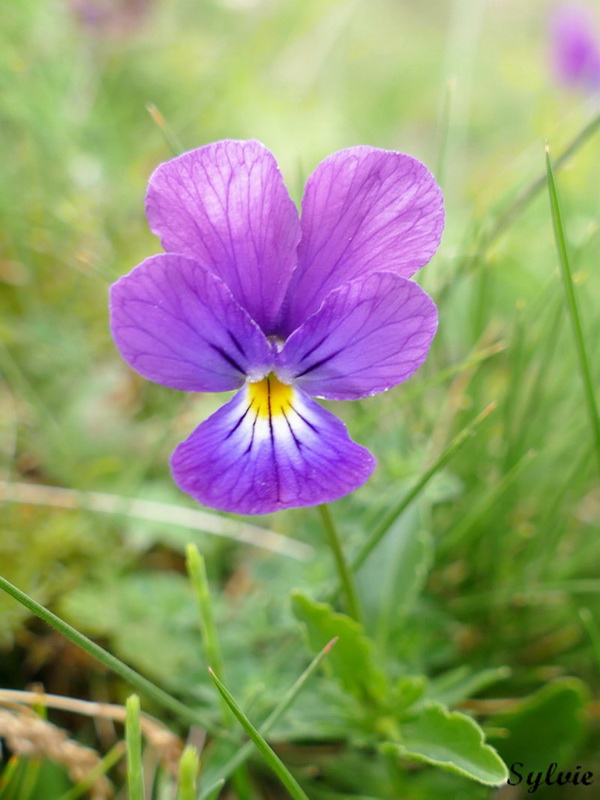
[550,4,600,91]
[110,141,443,514]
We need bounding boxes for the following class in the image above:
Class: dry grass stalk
[0,705,112,799]
[0,689,184,775]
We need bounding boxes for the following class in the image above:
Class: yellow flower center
[248,374,294,418]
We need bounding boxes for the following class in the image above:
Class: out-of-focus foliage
[1,0,600,797]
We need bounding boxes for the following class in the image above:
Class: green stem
[0,575,216,733]
[546,146,600,476]
[318,504,363,623]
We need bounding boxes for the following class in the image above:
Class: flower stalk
[318,504,364,624]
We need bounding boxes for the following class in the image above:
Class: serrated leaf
[291,592,388,703]
[383,702,508,786]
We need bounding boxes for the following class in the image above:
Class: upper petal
[277,272,438,400]
[170,378,376,514]
[110,253,272,392]
[280,146,443,335]
[145,140,301,333]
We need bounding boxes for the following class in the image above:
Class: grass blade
[350,402,497,573]
[56,742,125,800]
[0,576,216,733]
[146,103,183,156]
[211,638,337,786]
[126,696,144,800]
[546,145,600,475]
[0,756,20,799]
[482,111,600,249]
[199,778,226,800]
[208,669,311,800]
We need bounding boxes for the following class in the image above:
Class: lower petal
[170,379,375,514]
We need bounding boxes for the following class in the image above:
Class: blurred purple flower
[110,141,443,514]
[69,0,152,35]
[550,4,600,90]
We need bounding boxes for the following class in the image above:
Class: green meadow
[1,0,600,797]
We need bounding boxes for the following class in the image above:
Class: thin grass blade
[318,505,363,623]
[214,638,337,784]
[483,111,600,249]
[350,402,497,574]
[0,756,20,799]
[198,778,226,800]
[208,669,311,800]
[146,103,183,156]
[56,742,126,800]
[0,576,215,733]
[546,146,600,475]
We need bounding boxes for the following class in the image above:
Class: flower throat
[248,374,293,418]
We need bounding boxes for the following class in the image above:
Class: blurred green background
[1,0,600,797]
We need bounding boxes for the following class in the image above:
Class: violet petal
[110,253,272,392]
[280,146,443,335]
[278,272,437,400]
[145,140,301,333]
[170,379,376,514]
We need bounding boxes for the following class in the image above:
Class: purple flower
[550,5,600,90]
[110,141,443,514]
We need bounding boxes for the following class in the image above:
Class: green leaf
[383,702,508,786]
[291,592,388,704]
[490,678,588,772]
